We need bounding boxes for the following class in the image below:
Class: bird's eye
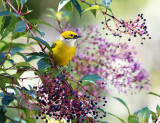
[70,34,73,37]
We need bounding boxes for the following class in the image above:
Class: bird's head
[59,31,81,47]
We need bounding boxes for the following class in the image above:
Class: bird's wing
[51,42,56,49]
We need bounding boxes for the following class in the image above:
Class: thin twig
[4,0,46,53]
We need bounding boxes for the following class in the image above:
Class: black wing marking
[51,42,56,49]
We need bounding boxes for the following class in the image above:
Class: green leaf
[90,9,97,17]
[29,37,53,55]
[24,118,36,123]
[113,97,130,115]
[2,94,15,108]
[11,32,25,40]
[37,58,51,70]
[65,1,72,11]
[17,52,28,61]
[0,74,20,88]
[15,62,30,67]
[102,0,112,7]
[150,111,157,123]
[0,67,6,72]
[12,117,27,123]
[0,92,4,97]
[70,0,82,15]
[147,92,160,98]
[0,107,6,123]
[11,47,24,55]
[0,80,6,89]
[27,56,40,62]
[81,80,96,86]
[22,87,36,99]
[80,74,102,86]
[34,28,45,37]
[13,21,26,33]
[58,0,70,11]
[27,52,50,58]
[20,0,27,4]
[83,5,101,13]
[63,11,70,20]
[0,11,20,17]
[23,109,31,118]
[16,0,21,7]
[1,16,11,31]
[29,19,54,27]
[0,43,25,55]
[47,8,56,14]
[128,115,138,123]
[0,16,19,40]
[157,105,160,117]
[106,112,125,123]
[137,107,150,123]
[8,59,14,64]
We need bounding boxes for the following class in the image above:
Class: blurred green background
[1,0,160,122]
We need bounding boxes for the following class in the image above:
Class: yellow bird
[50,31,81,66]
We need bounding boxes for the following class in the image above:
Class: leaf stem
[0,105,27,109]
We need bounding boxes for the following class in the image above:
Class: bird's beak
[74,35,81,39]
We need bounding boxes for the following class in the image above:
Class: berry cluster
[102,13,151,44]
[35,73,107,122]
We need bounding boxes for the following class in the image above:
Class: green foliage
[0,16,18,40]
[148,92,160,97]
[15,62,30,67]
[106,112,126,123]
[2,94,15,109]
[0,11,20,17]
[58,0,70,11]
[29,37,53,55]
[37,58,51,70]
[70,0,82,15]
[65,1,72,11]
[27,52,50,62]
[83,5,101,13]
[0,107,6,123]
[17,52,28,61]
[150,111,157,123]
[102,0,112,7]
[80,74,102,86]
[113,97,130,115]
[156,105,160,117]
[137,107,150,123]
[29,19,54,27]
[1,16,11,31]
[20,0,27,4]
[128,115,138,123]
[24,118,36,123]
[28,52,50,58]
[13,21,26,33]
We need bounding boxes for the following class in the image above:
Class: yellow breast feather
[51,40,76,66]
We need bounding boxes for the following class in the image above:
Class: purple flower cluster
[66,25,151,93]
[35,73,107,122]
